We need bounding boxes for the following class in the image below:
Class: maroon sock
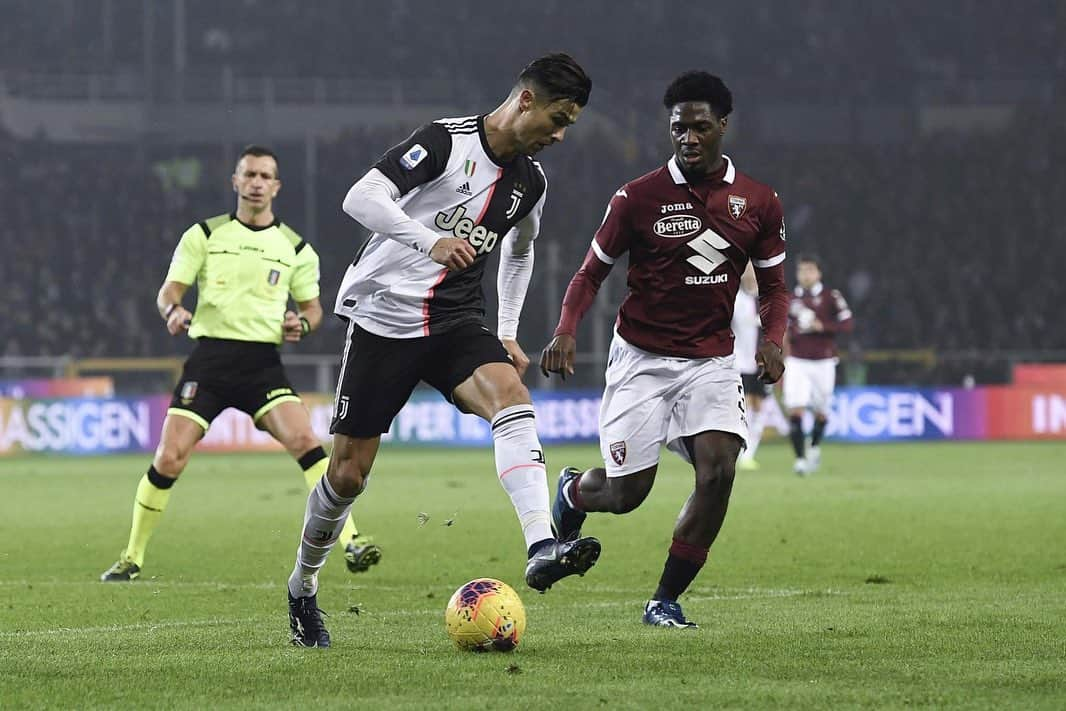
[567,476,587,512]
[653,539,709,601]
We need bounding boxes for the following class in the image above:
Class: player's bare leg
[260,403,380,573]
[644,430,741,628]
[454,362,600,592]
[101,414,202,581]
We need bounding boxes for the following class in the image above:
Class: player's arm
[540,188,633,379]
[159,223,207,335]
[341,124,474,271]
[752,192,790,383]
[817,289,854,334]
[497,186,546,378]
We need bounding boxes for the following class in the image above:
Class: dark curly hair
[662,71,733,118]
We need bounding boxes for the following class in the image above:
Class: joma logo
[434,206,499,255]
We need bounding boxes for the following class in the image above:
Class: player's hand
[501,338,530,379]
[811,318,825,332]
[540,334,576,380]
[166,306,193,336]
[429,237,477,272]
[282,310,303,343]
[756,340,785,384]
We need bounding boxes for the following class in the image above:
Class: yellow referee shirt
[165,213,320,345]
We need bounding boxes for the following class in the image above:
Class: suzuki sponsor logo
[653,214,702,239]
[434,206,499,255]
[685,274,729,285]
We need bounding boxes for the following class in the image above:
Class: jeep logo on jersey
[653,214,703,239]
[434,205,499,255]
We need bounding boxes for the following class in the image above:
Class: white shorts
[783,356,837,414]
[598,334,748,477]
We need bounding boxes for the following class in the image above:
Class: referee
[101,145,380,581]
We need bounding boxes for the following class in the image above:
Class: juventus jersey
[336,115,547,338]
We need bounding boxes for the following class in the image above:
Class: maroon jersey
[787,282,853,359]
[555,156,788,358]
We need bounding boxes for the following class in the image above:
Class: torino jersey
[335,115,546,337]
[787,282,853,360]
[593,156,786,358]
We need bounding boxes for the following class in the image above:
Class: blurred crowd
[2,111,1062,366]
[1,0,1062,387]
[2,1,1061,86]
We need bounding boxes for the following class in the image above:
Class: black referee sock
[811,418,827,447]
[789,416,805,458]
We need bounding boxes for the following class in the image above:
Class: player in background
[733,263,771,471]
[101,146,380,582]
[784,255,853,475]
[286,54,600,648]
[541,71,789,628]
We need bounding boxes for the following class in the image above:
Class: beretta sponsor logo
[652,214,702,239]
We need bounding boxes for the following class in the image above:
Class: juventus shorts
[330,320,512,438]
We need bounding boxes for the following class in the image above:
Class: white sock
[288,475,355,598]
[491,404,553,551]
[747,405,765,458]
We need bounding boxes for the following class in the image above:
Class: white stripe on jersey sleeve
[591,239,615,265]
[753,252,786,268]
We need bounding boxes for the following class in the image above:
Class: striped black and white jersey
[336,115,547,338]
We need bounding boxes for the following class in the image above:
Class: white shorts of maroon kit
[598,333,748,477]
[783,356,837,414]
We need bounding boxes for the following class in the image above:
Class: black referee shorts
[168,338,301,431]
[331,321,513,438]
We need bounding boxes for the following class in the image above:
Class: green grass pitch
[1,442,1064,709]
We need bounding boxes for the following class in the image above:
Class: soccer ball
[444,578,526,652]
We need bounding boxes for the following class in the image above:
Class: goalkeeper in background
[101,145,380,581]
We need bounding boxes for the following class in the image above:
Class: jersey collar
[231,212,281,232]
[478,114,512,168]
[667,154,735,185]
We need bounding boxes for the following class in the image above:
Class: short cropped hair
[796,253,822,268]
[662,71,733,118]
[236,145,279,178]
[517,53,592,107]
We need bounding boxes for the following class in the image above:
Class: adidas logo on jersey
[455,182,472,196]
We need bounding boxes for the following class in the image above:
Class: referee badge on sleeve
[267,269,280,285]
[180,381,198,405]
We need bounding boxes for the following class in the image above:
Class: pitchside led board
[1,384,1066,456]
